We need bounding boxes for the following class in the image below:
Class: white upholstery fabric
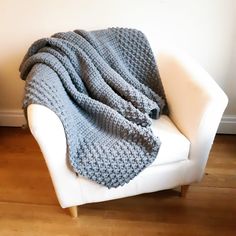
[27,48,228,208]
[157,48,228,181]
[150,116,190,166]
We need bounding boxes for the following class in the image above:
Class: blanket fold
[20,27,168,188]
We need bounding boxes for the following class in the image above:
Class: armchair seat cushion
[150,115,190,166]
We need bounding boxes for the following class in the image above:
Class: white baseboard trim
[0,109,26,127]
[0,109,236,134]
[217,115,236,134]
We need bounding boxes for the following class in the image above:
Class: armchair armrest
[158,49,228,180]
[27,104,80,208]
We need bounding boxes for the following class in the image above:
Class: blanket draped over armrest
[19,28,168,188]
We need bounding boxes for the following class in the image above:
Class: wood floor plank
[0,199,235,236]
[0,128,58,205]
[0,128,235,236]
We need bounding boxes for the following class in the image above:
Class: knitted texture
[19,28,168,188]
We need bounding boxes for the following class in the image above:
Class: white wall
[0,0,235,131]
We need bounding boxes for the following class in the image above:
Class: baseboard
[0,109,26,127]
[0,110,236,134]
[217,115,236,134]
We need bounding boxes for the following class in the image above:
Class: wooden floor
[0,128,235,236]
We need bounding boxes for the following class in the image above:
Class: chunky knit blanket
[20,28,168,188]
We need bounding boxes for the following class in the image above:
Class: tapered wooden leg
[180,185,190,197]
[68,206,78,218]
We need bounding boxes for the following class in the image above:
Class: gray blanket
[19,28,168,188]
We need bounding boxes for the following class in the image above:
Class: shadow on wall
[0,51,27,110]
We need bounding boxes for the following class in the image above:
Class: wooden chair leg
[68,206,78,218]
[180,185,190,197]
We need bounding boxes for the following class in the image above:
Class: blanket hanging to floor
[19,27,168,188]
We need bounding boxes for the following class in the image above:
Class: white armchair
[27,49,228,217]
